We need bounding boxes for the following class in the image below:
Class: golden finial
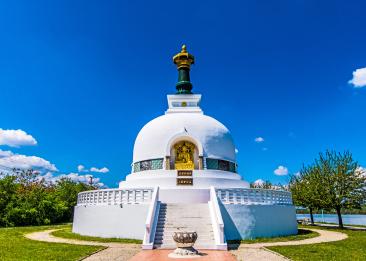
[173,44,194,70]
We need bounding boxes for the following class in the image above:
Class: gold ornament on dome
[174,141,195,170]
[173,45,195,70]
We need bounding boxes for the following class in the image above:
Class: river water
[296,214,366,226]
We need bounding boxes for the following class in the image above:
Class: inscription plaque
[177,178,193,185]
[177,170,193,177]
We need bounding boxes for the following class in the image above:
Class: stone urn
[169,231,199,257]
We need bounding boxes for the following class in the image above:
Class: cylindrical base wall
[72,204,149,240]
[220,204,298,240]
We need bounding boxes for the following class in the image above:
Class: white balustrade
[216,188,293,205]
[142,186,160,250]
[77,188,154,206]
[209,186,227,250]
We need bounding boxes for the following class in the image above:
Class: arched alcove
[165,134,203,170]
[170,140,198,170]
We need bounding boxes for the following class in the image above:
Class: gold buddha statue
[174,141,195,170]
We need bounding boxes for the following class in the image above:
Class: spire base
[173,45,195,95]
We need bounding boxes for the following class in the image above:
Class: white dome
[133,113,236,163]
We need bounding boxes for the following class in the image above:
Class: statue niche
[174,141,195,170]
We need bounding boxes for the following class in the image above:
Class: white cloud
[62,173,97,183]
[90,167,109,173]
[274,165,289,176]
[349,67,366,88]
[39,172,104,187]
[78,164,87,172]
[0,150,57,172]
[356,166,366,177]
[262,147,268,151]
[0,129,37,147]
[235,148,239,154]
[253,179,264,186]
[254,137,264,143]
[0,149,14,158]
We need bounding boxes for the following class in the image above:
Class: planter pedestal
[168,231,201,259]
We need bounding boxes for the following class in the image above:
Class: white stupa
[119,94,249,190]
[73,45,297,250]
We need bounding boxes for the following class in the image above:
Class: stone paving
[25,229,140,260]
[231,247,289,261]
[130,249,236,261]
[25,227,348,261]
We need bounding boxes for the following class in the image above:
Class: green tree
[0,169,98,227]
[289,165,327,225]
[317,151,366,228]
[0,173,18,226]
[3,169,67,226]
[54,178,96,221]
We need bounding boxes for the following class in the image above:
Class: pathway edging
[25,229,140,260]
[230,228,348,261]
[25,227,348,261]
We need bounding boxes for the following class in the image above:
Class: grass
[0,225,103,261]
[227,228,318,244]
[315,222,366,228]
[52,226,142,244]
[268,226,366,261]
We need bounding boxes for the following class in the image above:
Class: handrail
[77,188,154,206]
[209,186,226,250]
[216,188,293,205]
[142,186,159,249]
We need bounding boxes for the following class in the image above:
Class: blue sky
[0,1,366,187]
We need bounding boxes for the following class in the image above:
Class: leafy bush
[0,169,96,227]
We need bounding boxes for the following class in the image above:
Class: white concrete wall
[120,170,249,189]
[72,204,149,240]
[159,188,210,203]
[220,204,298,240]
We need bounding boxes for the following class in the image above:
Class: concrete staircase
[153,203,215,249]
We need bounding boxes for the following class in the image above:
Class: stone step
[156,224,213,228]
[154,243,216,247]
[157,223,212,226]
[153,203,215,249]
[154,244,217,250]
[155,230,214,235]
[159,213,210,215]
[160,209,210,211]
[155,227,214,230]
[154,242,215,246]
[154,239,215,244]
[157,218,211,221]
[157,215,211,220]
[158,218,211,221]
[154,234,214,239]
[161,213,210,215]
[156,223,213,226]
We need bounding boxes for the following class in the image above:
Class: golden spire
[173,44,195,70]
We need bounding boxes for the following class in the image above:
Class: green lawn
[52,226,142,244]
[0,225,103,261]
[315,222,366,228]
[228,228,318,244]
[268,226,366,261]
